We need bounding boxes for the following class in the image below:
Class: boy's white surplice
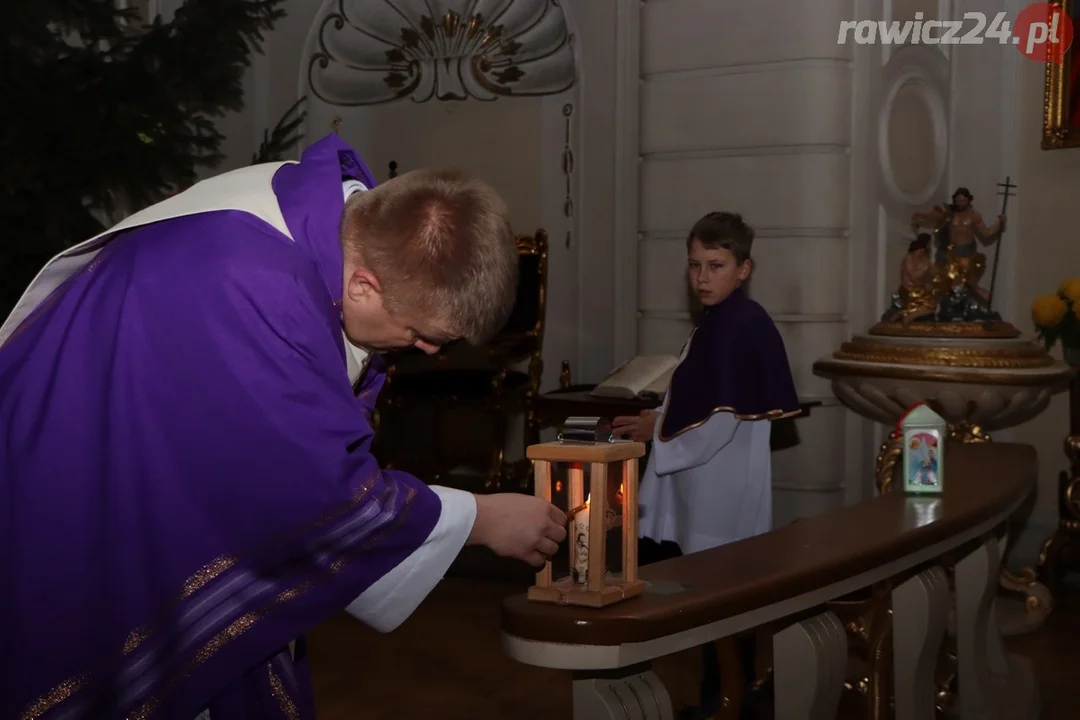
[637,344,773,554]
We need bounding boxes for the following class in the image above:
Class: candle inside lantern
[572,494,591,584]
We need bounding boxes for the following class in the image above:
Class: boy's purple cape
[659,286,801,440]
[0,136,443,718]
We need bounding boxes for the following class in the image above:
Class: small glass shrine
[900,403,946,494]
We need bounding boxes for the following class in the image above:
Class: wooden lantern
[900,403,946,495]
[526,418,647,608]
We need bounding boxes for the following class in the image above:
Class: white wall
[628,0,858,525]
[856,0,955,495]
[174,0,629,392]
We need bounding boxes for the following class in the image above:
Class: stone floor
[307,573,1079,719]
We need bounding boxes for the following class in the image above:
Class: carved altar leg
[875,433,903,494]
[572,665,674,720]
[773,611,847,720]
[947,422,992,444]
[948,426,1054,633]
[953,535,1040,720]
[1038,371,1080,588]
[715,637,744,720]
[997,565,1054,634]
[996,526,1053,636]
[1037,435,1080,590]
[825,582,892,719]
[954,536,999,719]
[892,566,949,720]
[985,586,1009,678]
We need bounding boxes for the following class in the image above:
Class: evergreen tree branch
[0,0,289,317]
[252,96,308,164]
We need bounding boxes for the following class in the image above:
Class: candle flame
[584,493,591,506]
[618,482,624,495]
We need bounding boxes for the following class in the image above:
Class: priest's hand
[469,494,568,567]
[613,409,658,442]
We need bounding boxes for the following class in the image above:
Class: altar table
[501,441,1040,720]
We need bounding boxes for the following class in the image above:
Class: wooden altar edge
[501,442,1034,668]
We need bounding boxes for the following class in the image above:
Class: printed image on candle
[572,494,590,584]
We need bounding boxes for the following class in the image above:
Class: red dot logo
[1014,2,1073,62]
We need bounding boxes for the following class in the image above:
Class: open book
[589,355,680,400]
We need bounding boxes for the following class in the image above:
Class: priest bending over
[0,134,566,719]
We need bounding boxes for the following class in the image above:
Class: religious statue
[882,234,944,325]
[896,186,1009,324]
[915,187,1006,319]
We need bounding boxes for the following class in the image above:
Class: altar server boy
[614,210,800,718]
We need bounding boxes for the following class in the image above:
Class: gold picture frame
[1043,0,1080,149]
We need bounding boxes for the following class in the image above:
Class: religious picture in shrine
[906,433,941,488]
[900,403,946,495]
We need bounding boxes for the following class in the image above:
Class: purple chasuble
[659,286,800,440]
[0,136,443,718]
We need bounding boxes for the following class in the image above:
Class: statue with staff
[888,179,1013,324]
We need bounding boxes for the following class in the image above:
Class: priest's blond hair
[340,169,518,345]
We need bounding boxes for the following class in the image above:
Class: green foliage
[0,0,291,318]
[252,97,307,165]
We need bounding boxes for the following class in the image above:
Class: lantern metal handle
[558,416,622,444]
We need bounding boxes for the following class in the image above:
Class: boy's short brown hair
[687,211,754,264]
[340,168,518,345]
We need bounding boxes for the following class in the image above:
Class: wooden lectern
[526,417,647,608]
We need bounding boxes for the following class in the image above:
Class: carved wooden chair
[372,229,548,494]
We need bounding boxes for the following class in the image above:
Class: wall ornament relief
[306,0,576,105]
[877,47,950,221]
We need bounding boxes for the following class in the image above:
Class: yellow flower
[1059,278,1080,303]
[1032,293,1068,327]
